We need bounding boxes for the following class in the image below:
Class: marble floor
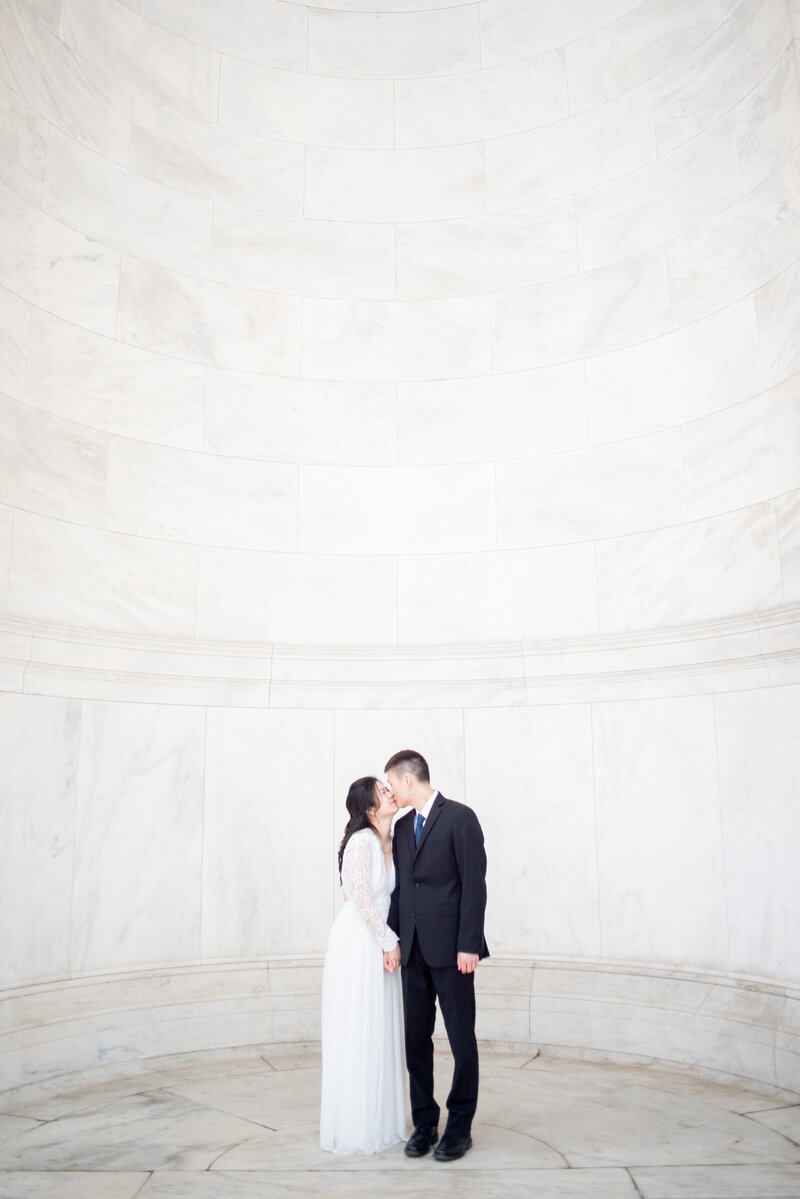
[0,1044,799,1198]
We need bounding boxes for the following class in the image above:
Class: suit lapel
[414,793,445,857]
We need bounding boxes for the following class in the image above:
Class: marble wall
[1,0,800,1085]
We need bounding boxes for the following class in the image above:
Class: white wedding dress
[320,828,406,1155]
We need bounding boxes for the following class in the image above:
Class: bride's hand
[383,945,401,973]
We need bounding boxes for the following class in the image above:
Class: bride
[319,776,406,1155]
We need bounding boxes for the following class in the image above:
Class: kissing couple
[319,748,489,1160]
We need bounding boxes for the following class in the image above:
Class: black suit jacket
[388,793,489,968]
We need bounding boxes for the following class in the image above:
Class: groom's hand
[383,945,401,973]
[457,952,479,974]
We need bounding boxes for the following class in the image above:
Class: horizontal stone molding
[1,607,799,707]
[2,956,798,1096]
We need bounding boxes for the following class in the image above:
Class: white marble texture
[42,130,213,276]
[117,259,301,373]
[735,45,800,193]
[218,58,393,150]
[0,76,48,203]
[586,299,761,442]
[0,182,120,336]
[204,370,395,465]
[0,0,132,163]
[592,696,729,968]
[595,503,784,633]
[202,709,334,958]
[484,87,656,210]
[70,701,205,972]
[776,490,800,603]
[0,693,80,985]
[307,6,481,78]
[130,96,304,218]
[394,51,568,148]
[141,0,306,69]
[566,0,722,113]
[60,0,219,121]
[7,511,197,637]
[0,393,107,525]
[304,144,485,223]
[0,287,30,401]
[397,364,587,464]
[0,506,11,615]
[299,462,496,555]
[497,429,685,547]
[480,0,643,66]
[682,378,800,519]
[651,0,792,153]
[754,256,800,387]
[715,684,800,982]
[396,200,577,298]
[25,310,206,450]
[211,206,395,300]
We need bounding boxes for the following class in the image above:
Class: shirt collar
[419,790,438,821]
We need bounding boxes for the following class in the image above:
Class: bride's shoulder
[345,828,377,850]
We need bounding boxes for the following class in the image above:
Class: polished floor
[0,1044,799,1198]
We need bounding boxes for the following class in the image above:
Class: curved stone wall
[1,0,800,1089]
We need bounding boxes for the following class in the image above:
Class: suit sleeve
[452,806,487,956]
[387,831,400,941]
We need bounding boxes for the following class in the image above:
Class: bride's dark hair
[338,776,380,880]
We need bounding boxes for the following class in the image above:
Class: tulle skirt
[319,902,406,1155]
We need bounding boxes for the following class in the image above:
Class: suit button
[415,882,420,889]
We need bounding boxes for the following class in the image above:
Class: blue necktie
[414,812,425,846]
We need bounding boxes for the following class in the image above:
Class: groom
[383,749,488,1162]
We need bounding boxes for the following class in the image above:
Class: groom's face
[386,769,412,807]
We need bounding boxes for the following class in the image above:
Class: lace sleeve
[343,833,398,952]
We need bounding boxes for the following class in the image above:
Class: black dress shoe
[433,1132,472,1161]
[404,1125,439,1157]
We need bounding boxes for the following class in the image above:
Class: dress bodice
[341,829,397,952]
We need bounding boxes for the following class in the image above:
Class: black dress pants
[401,933,479,1138]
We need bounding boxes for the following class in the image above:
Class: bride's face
[371,781,398,821]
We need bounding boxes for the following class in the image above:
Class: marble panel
[485,87,656,211]
[715,685,800,982]
[70,702,205,973]
[0,393,107,524]
[204,369,395,465]
[396,200,577,298]
[0,693,80,986]
[0,182,120,336]
[480,0,642,66]
[130,96,304,218]
[395,52,568,148]
[397,363,587,464]
[579,249,671,357]
[304,144,484,223]
[0,506,11,614]
[104,439,297,552]
[42,130,213,276]
[0,0,131,163]
[0,1176,148,1199]
[683,378,800,520]
[567,0,721,112]
[219,58,393,150]
[465,705,599,958]
[211,207,395,300]
[0,286,30,400]
[0,77,47,202]
[307,6,480,77]
[202,709,334,958]
[26,0,62,29]
[117,259,301,373]
[301,295,491,381]
[25,311,205,450]
[668,149,800,328]
[595,503,784,633]
[652,0,792,153]
[490,275,579,371]
[196,547,396,644]
[776,491,800,603]
[755,257,800,387]
[141,0,306,69]
[298,462,496,555]
[736,46,800,193]
[576,116,741,271]
[592,695,728,968]
[7,511,197,637]
[632,1163,800,1198]
[586,299,761,442]
[497,429,685,548]
[61,0,219,121]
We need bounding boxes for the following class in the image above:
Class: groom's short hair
[384,749,430,783]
